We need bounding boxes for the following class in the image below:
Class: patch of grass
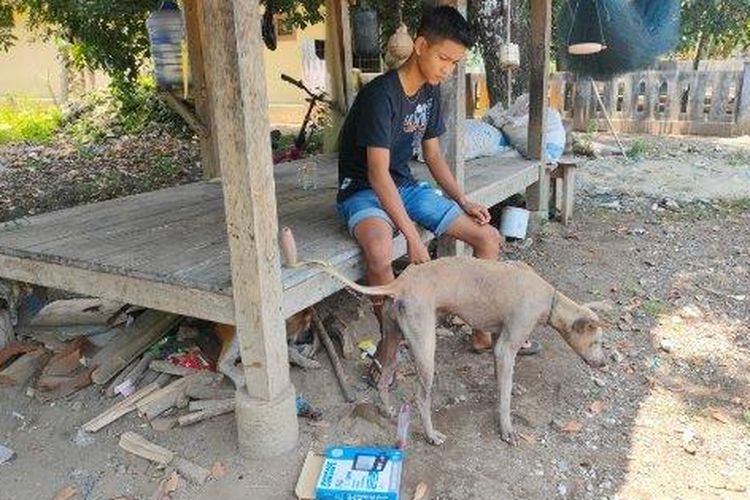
[627,139,647,160]
[719,197,750,213]
[622,278,643,298]
[642,299,666,318]
[143,155,180,190]
[0,98,61,144]
[743,411,750,427]
[726,151,749,168]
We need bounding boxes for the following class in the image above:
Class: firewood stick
[311,308,354,403]
[105,354,143,398]
[83,381,161,432]
[188,398,235,412]
[178,400,235,427]
[118,432,210,484]
[91,311,180,385]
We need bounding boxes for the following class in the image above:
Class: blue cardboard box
[315,446,404,500]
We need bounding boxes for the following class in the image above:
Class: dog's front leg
[494,336,519,445]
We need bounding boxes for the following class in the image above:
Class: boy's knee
[475,225,502,258]
[366,245,393,273]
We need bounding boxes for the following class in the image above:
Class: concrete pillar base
[235,383,298,458]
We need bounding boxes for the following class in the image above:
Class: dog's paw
[426,430,446,446]
[499,427,518,446]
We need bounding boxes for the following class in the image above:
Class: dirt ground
[0,133,748,499]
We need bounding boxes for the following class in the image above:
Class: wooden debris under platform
[0,348,50,387]
[90,310,180,385]
[118,432,211,485]
[30,298,125,327]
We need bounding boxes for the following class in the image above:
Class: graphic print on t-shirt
[403,97,433,157]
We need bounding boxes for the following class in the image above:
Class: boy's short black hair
[417,6,475,49]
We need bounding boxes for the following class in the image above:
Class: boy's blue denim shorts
[337,181,463,237]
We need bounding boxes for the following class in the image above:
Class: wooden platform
[0,152,539,324]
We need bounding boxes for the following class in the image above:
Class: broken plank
[0,342,40,367]
[118,432,210,485]
[137,372,223,420]
[30,298,125,327]
[0,349,50,387]
[178,400,235,427]
[91,311,180,385]
[188,398,235,412]
[106,351,156,398]
[82,381,161,432]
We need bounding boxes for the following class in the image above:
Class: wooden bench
[0,152,544,323]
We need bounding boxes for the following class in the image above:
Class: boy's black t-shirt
[337,70,445,202]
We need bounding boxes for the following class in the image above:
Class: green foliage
[642,299,666,318]
[679,0,750,61]
[0,97,61,144]
[2,0,158,84]
[63,77,190,145]
[627,139,647,160]
[272,0,325,31]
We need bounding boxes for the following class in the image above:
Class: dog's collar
[547,290,559,324]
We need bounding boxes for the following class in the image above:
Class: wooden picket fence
[550,61,750,137]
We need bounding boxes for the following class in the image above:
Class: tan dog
[291,255,606,446]
[214,307,314,388]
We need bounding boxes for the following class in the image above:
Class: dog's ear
[572,318,603,335]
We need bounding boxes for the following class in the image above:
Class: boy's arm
[367,147,430,264]
[422,137,490,225]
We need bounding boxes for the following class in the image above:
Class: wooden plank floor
[0,152,538,323]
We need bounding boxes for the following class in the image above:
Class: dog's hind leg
[376,300,401,420]
[394,298,444,445]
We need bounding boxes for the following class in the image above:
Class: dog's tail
[292,260,398,297]
[280,226,397,296]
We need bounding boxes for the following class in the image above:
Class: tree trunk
[468,0,531,107]
[693,31,712,70]
[468,0,505,106]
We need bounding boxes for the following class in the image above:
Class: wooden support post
[738,62,750,135]
[200,0,297,457]
[183,0,221,179]
[436,0,467,257]
[525,0,552,224]
[331,0,355,109]
[560,162,576,226]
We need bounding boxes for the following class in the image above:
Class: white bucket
[500,207,530,239]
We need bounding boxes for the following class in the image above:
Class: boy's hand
[460,199,491,225]
[406,236,431,264]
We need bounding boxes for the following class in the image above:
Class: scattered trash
[395,402,411,449]
[357,338,377,360]
[71,428,95,448]
[296,395,322,421]
[151,471,181,500]
[315,446,404,500]
[295,451,324,500]
[412,481,429,500]
[0,443,16,464]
